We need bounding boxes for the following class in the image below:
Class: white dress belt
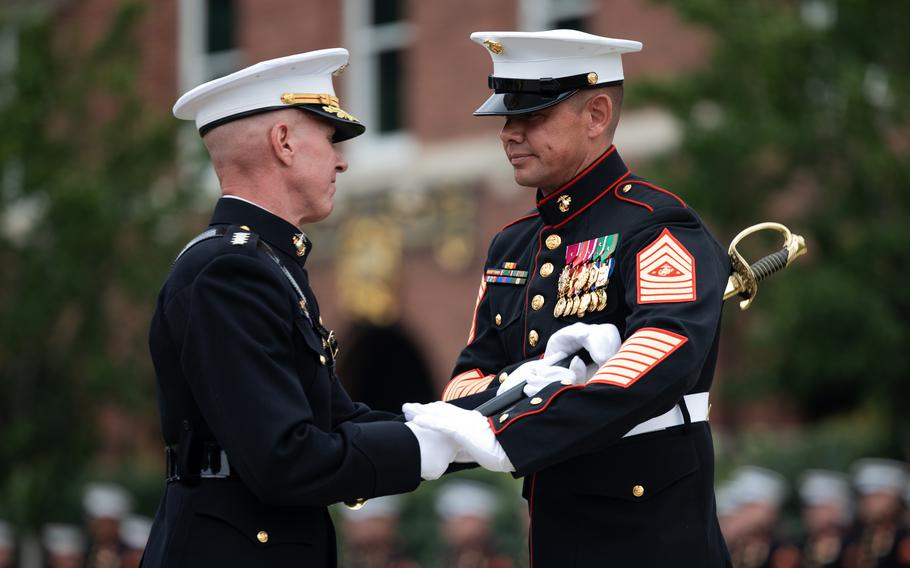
[622,392,710,438]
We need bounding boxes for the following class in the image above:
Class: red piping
[536,146,616,206]
[501,212,540,231]
[554,171,632,229]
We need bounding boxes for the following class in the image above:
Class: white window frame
[176,0,242,196]
[341,0,416,179]
[520,0,592,31]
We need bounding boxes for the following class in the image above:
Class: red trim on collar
[553,171,632,229]
[633,181,687,208]
[613,187,654,212]
[501,212,540,231]
[536,146,616,206]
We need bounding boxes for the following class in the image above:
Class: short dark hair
[569,84,623,137]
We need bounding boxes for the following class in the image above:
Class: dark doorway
[337,322,437,413]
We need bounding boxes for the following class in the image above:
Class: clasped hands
[403,323,620,480]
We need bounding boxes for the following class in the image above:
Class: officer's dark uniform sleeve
[492,209,727,476]
[173,252,420,506]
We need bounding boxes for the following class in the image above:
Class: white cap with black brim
[470,29,642,116]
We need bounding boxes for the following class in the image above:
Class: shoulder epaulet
[220,225,259,248]
[500,209,540,231]
[612,179,687,213]
[173,225,259,267]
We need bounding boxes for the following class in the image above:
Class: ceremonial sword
[474,222,808,417]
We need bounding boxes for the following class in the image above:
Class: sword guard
[724,222,807,310]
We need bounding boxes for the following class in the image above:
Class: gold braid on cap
[280,93,339,106]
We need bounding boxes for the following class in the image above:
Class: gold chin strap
[280,92,339,107]
[724,222,808,310]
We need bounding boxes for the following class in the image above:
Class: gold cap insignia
[587,72,598,85]
[483,39,504,55]
[322,105,359,123]
[280,92,339,106]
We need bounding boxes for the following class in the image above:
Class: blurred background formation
[0,0,907,566]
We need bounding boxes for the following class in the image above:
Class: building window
[203,0,238,79]
[178,0,240,94]
[520,0,592,32]
[343,0,413,137]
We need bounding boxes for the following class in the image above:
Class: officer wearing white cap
[404,29,732,567]
[724,466,797,568]
[0,520,14,568]
[82,482,130,568]
[435,481,513,568]
[796,469,852,567]
[336,495,417,568]
[842,458,910,567]
[42,524,86,568]
[143,49,455,568]
[118,516,152,568]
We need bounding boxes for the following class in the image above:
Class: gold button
[530,397,543,405]
[319,355,327,365]
[622,184,632,193]
[498,372,508,384]
[632,485,645,498]
[495,313,502,326]
[531,295,545,311]
[499,413,509,423]
[257,531,269,543]
[545,234,561,250]
[345,498,367,510]
[528,330,539,347]
[560,378,574,386]
[557,194,572,213]
[587,71,598,85]
[540,262,554,278]
[240,225,251,231]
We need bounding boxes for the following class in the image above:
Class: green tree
[0,2,190,527]
[640,0,910,454]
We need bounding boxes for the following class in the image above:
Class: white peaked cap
[852,458,908,495]
[469,29,642,115]
[120,516,153,550]
[42,524,85,556]
[83,482,131,519]
[799,469,851,506]
[435,480,498,520]
[0,520,12,549]
[730,466,788,507]
[172,49,364,142]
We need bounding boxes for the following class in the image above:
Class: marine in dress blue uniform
[429,30,734,566]
[141,50,423,568]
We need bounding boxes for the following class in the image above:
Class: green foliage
[639,0,910,447]
[0,2,190,528]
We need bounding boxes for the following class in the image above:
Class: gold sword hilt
[723,222,808,310]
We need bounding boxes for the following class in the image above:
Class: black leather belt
[165,443,232,482]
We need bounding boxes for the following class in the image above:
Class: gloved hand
[404,401,515,473]
[404,421,460,480]
[495,356,587,397]
[543,322,622,370]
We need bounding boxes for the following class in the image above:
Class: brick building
[43,0,710,407]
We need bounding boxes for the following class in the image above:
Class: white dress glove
[494,323,622,396]
[404,421,459,480]
[404,401,514,473]
[543,322,622,371]
[495,356,587,397]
